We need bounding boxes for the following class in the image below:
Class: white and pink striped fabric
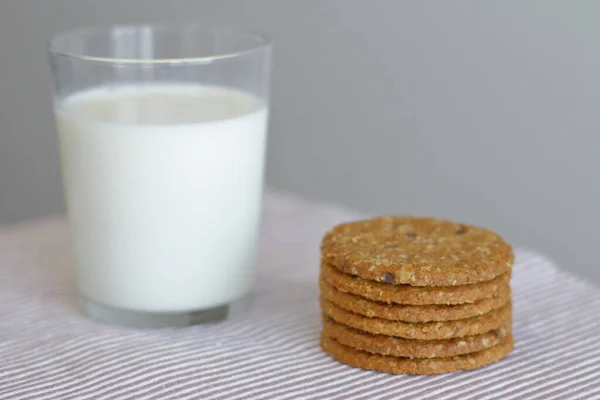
[0,191,599,400]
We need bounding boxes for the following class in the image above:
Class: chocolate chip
[325,317,333,323]
[382,272,395,283]
[383,244,397,249]
[405,232,416,238]
[455,226,468,235]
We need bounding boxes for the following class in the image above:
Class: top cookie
[321,216,513,286]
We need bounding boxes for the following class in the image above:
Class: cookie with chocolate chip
[321,332,514,375]
[322,316,509,358]
[321,298,512,340]
[320,279,510,322]
[321,262,511,305]
[321,217,513,286]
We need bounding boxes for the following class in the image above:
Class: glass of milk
[48,25,271,328]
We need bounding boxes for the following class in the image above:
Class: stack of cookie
[319,217,514,375]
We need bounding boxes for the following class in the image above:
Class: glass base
[79,294,252,328]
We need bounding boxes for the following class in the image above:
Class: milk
[56,84,268,313]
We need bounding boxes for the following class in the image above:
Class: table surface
[0,191,599,400]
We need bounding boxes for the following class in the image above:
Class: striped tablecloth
[1,191,599,400]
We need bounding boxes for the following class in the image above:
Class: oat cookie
[322,316,509,358]
[321,333,514,375]
[322,262,510,305]
[320,279,510,322]
[321,298,512,340]
[321,217,513,286]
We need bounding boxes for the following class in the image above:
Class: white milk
[56,84,268,312]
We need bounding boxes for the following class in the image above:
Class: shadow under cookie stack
[319,217,514,375]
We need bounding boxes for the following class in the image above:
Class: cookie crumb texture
[321,263,511,305]
[323,316,509,359]
[321,298,512,340]
[322,217,513,286]
[320,279,510,322]
[321,333,514,375]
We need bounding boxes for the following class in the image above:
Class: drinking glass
[48,24,271,328]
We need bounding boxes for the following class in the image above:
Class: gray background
[0,1,598,284]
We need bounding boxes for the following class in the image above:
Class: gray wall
[1,1,598,284]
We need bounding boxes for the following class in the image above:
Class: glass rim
[48,23,272,65]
